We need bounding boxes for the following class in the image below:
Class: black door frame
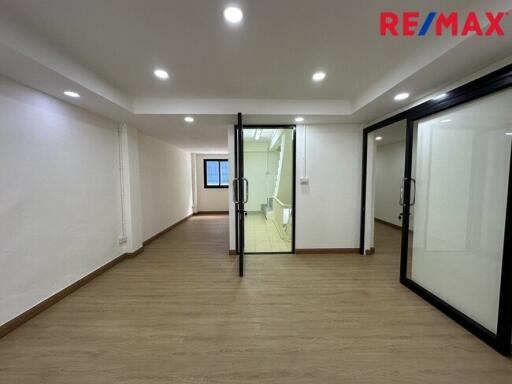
[235,124,297,255]
[360,64,512,355]
[234,113,245,277]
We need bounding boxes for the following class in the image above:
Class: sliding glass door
[360,65,512,355]
[401,87,512,354]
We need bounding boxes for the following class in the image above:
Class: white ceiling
[132,115,232,154]
[0,0,480,100]
[0,0,511,153]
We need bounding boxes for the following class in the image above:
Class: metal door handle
[242,178,249,204]
[399,178,405,206]
[232,178,239,203]
[410,178,416,206]
[399,178,416,206]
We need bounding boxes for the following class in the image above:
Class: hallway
[0,215,511,383]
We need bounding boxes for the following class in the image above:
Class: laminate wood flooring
[1,216,511,383]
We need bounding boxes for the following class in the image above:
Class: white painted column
[191,153,198,214]
[119,123,143,253]
[364,131,376,253]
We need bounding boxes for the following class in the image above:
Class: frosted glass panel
[409,88,511,333]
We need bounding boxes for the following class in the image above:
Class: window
[204,159,229,188]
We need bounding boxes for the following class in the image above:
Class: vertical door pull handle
[242,178,249,204]
[410,178,416,206]
[232,178,239,204]
[399,178,405,206]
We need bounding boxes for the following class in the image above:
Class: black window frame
[203,159,229,189]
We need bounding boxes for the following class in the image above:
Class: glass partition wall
[361,65,512,355]
[407,87,511,334]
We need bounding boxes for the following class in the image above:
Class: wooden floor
[1,216,511,383]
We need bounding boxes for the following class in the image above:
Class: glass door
[234,113,246,277]
[400,87,512,354]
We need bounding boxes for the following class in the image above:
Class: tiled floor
[244,212,291,253]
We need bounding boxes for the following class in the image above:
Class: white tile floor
[244,212,291,253]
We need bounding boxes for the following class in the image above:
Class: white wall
[0,76,125,326]
[139,133,193,240]
[228,130,236,250]
[275,131,293,206]
[296,124,362,249]
[364,131,376,251]
[375,141,405,226]
[228,123,363,250]
[194,154,229,212]
[243,145,280,212]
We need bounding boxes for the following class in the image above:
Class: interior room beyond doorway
[365,120,407,255]
[243,127,295,253]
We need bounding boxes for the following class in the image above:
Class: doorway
[242,125,296,254]
[361,119,407,256]
[233,117,296,276]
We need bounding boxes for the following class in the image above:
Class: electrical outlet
[118,236,128,245]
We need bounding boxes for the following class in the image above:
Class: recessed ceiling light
[184,116,194,123]
[224,6,243,24]
[154,69,169,80]
[375,136,383,141]
[255,129,262,140]
[441,119,452,123]
[63,91,80,98]
[432,93,448,100]
[295,117,304,122]
[394,92,409,101]
[312,71,326,82]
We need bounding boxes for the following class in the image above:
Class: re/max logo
[380,11,509,36]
